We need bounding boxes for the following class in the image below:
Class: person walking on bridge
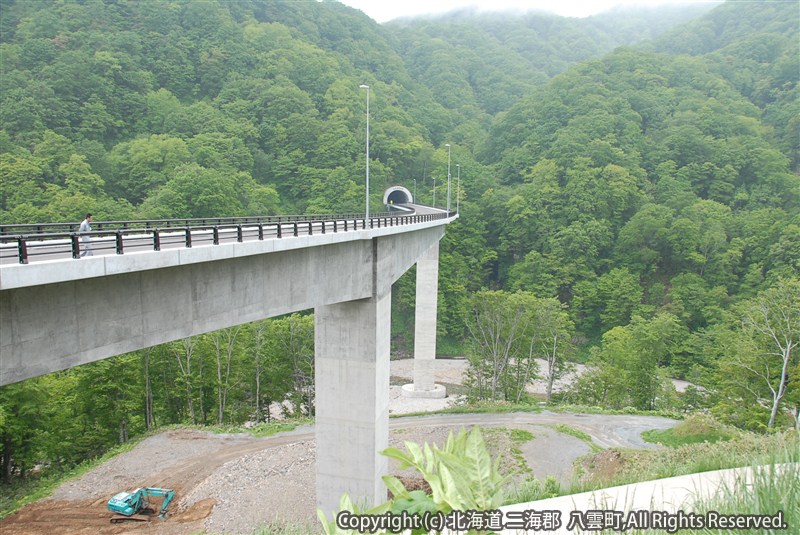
[79,213,93,257]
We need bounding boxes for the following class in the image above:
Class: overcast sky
[337,0,722,22]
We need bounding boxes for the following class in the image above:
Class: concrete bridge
[0,195,455,513]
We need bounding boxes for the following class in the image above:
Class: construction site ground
[0,358,678,535]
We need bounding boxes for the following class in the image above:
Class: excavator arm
[141,487,175,517]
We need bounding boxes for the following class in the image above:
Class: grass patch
[479,427,536,479]
[434,339,466,357]
[549,423,602,452]
[391,400,543,418]
[686,461,800,534]
[642,413,739,447]
[510,428,534,442]
[549,403,683,420]
[508,428,536,477]
[208,418,313,437]
[571,430,799,495]
[253,518,322,534]
[590,461,800,534]
[504,475,561,506]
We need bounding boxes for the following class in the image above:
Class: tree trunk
[2,433,12,484]
[546,334,559,402]
[216,337,224,424]
[214,327,240,425]
[767,347,791,429]
[143,349,155,430]
[515,340,537,403]
[255,369,261,422]
[119,420,128,443]
[173,338,197,425]
[198,355,205,425]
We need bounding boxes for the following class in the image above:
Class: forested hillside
[0,0,797,488]
[469,0,798,427]
[386,5,711,128]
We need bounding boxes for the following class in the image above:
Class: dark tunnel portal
[387,190,411,204]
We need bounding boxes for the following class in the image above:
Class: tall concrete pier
[315,293,391,512]
[403,241,446,398]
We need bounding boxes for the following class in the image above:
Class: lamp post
[413,178,417,202]
[445,144,451,213]
[456,164,461,214]
[433,176,436,207]
[359,84,370,219]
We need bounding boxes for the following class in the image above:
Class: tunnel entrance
[383,186,413,206]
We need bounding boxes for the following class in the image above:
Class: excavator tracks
[110,514,150,523]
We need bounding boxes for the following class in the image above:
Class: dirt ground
[0,358,677,535]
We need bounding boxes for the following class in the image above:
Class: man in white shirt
[79,213,93,257]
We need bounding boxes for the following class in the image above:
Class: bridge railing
[0,211,454,265]
[0,212,401,236]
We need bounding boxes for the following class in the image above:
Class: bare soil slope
[1,427,317,535]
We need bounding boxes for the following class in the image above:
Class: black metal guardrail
[0,212,399,235]
[0,211,453,265]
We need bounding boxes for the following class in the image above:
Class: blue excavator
[107,487,175,523]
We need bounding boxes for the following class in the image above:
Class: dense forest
[0,0,798,485]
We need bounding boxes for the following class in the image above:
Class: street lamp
[413,178,417,202]
[445,144,451,213]
[359,84,370,219]
[433,176,436,207]
[456,164,461,214]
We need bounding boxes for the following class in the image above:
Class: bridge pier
[402,241,446,399]
[314,292,391,515]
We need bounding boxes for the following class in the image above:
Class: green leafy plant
[317,426,510,535]
[317,494,391,535]
[382,426,510,514]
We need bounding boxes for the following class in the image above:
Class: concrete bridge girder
[1,242,369,384]
[0,218,451,514]
[1,224,445,385]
